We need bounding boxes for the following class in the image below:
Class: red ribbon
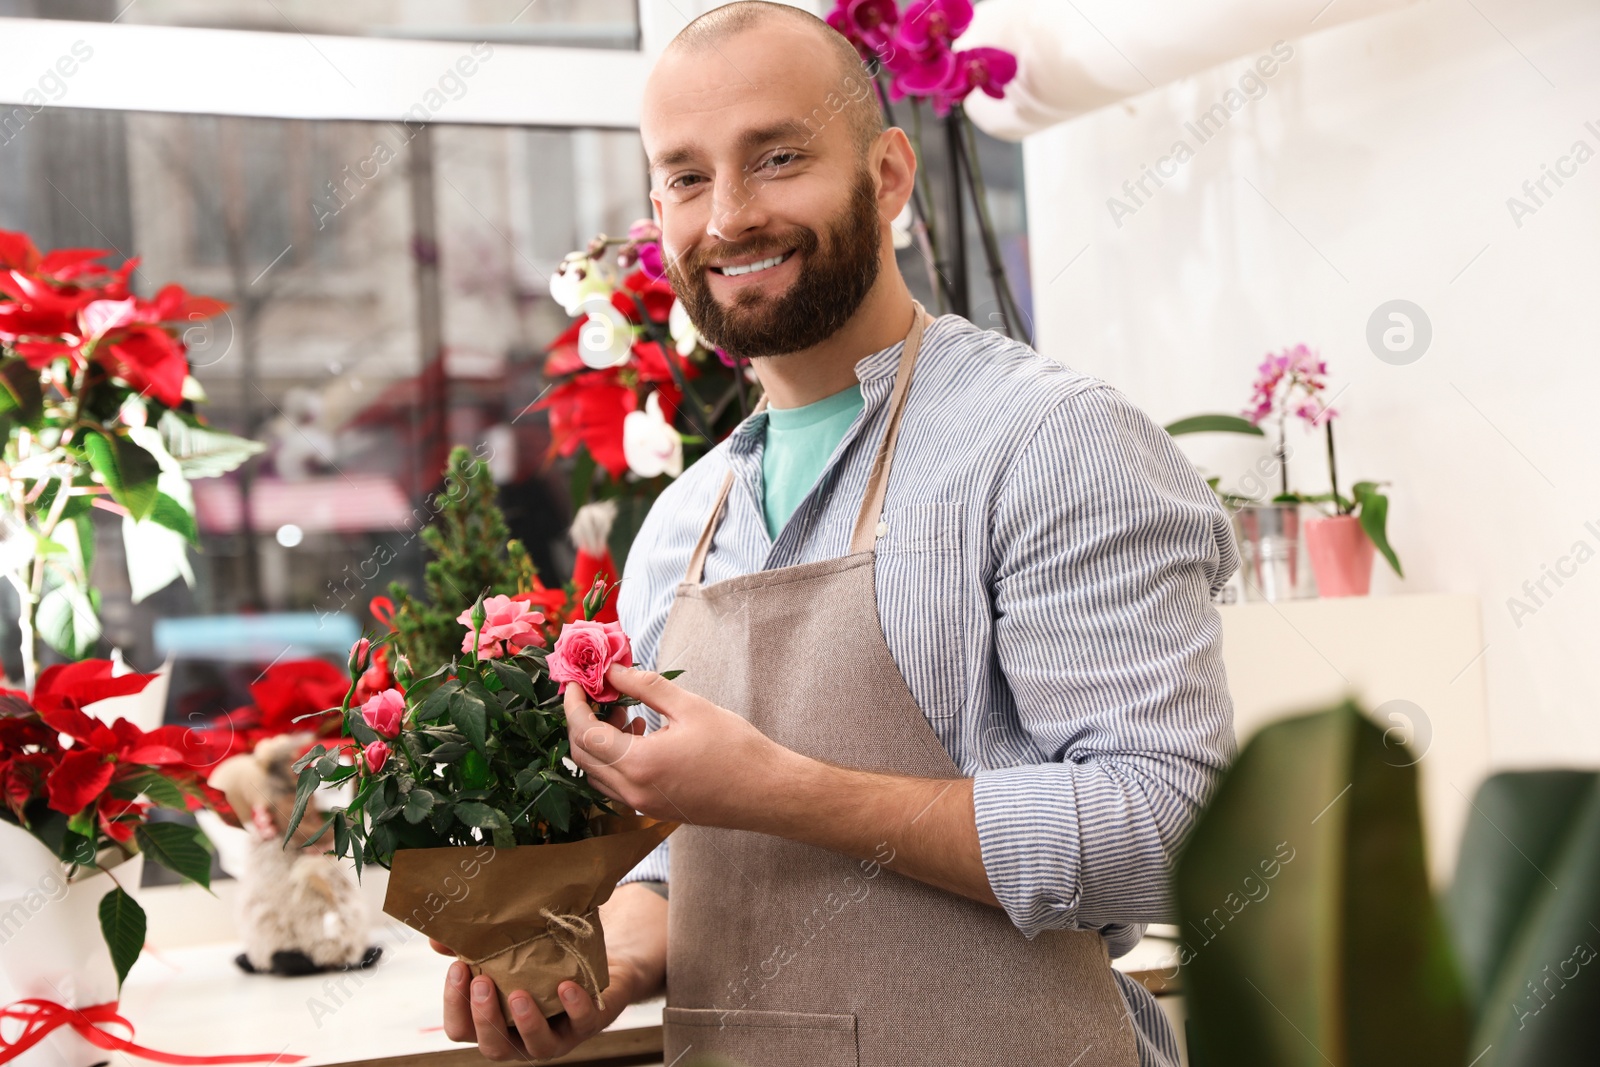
[369,595,397,631]
[0,999,305,1065]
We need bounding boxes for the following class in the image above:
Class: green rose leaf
[98,886,147,991]
[451,688,489,756]
[488,660,537,702]
[403,787,436,824]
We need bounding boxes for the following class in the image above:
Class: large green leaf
[1176,702,1470,1066]
[135,821,215,889]
[98,886,146,991]
[1448,772,1600,1065]
[82,430,161,520]
[156,410,265,479]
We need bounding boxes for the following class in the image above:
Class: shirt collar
[727,314,940,451]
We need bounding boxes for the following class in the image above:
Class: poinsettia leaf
[135,821,214,890]
[0,358,44,426]
[156,410,265,479]
[146,491,199,544]
[37,578,101,660]
[48,749,115,815]
[111,770,189,810]
[83,430,161,520]
[98,886,146,991]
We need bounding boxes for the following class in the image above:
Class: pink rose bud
[547,620,633,704]
[348,637,371,676]
[362,739,390,774]
[360,688,405,738]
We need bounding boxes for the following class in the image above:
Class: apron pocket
[663,1006,860,1067]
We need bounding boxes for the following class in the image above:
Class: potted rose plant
[283,581,677,1021]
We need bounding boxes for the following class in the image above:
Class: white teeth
[719,253,788,277]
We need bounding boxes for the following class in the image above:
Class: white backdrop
[1016,0,1600,769]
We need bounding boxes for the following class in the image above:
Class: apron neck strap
[684,300,933,585]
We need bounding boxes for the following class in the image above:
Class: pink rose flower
[361,688,405,738]
[362,739,390,774]
[457,594,546,660]
[548,620,633,703]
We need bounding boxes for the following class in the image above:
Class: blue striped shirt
[615,313,1239,1065]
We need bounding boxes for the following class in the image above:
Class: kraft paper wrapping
[382,814,676,1019]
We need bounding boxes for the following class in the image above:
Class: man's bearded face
[665,169,882,359]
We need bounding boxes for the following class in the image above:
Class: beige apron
[653,302,1142,1067]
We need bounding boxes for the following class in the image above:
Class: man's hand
[430,882,668,1061]
[563,664,796,828]
[568,664,1001,909]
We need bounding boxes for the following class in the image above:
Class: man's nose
[706,171,768,244]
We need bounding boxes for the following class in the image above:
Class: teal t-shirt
[761,382,865,541]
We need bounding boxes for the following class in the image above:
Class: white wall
[1020,0,1600,770]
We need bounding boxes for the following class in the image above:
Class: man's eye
[669,174,705,190]
[756,151,798,175]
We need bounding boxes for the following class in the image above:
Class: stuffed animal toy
[208,733,381,976]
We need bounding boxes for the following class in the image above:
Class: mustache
[676,228,820,274]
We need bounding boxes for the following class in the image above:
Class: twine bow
[459,907,606,1013]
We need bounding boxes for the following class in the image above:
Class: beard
[664,170,883,359]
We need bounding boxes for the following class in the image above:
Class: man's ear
[875,127,917,224]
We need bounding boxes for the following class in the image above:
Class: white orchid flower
[669,297,700,357]
[623,391,684,479]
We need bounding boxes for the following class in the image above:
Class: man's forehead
[641,23,845,149]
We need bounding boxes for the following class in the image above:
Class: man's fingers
[505,987,567,1059]
[468,975,528,1061]
[553,981,604,1042]
[603,664,688,721]
[441,961,475,1042]
[428,938,453,956]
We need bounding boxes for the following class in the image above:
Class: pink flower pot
[1304,514,1376,597]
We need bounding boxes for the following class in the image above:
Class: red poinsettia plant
[0,230,263,690]
[1,660,229,989]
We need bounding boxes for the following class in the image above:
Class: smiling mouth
[710,250,795,277]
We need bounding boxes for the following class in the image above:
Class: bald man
[435,4,1236,1064]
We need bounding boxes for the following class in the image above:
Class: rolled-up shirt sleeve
[972,383,1238,940]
